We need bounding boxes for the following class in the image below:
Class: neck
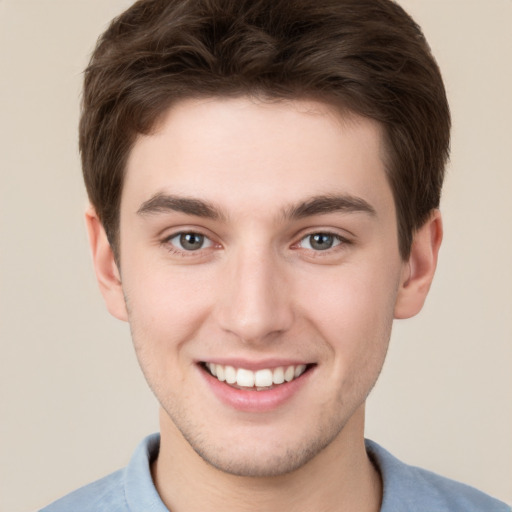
[152,406,382,512]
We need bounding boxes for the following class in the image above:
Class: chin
[194,446,324,478]
[176,417,345,478]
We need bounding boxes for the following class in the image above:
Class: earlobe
[394,210,443,319]
[85,206,128,322]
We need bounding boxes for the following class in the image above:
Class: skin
[87,97,442,512]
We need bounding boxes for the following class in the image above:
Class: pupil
[311,233,333,250]
[180,233,203,250]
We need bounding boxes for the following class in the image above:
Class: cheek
[124,271,214,403]
[306,259,399,321]
[303,262,400,369]
[127,262,213,318]
[122,266,216,362]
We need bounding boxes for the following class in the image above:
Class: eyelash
[163,231,216,256]
[162,230,351,258]
[297,232,350,252]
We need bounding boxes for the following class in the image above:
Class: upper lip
[198,358,314,371]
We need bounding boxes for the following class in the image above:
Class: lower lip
[199,365,313,413]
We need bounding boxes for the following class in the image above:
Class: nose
[216,245,294,344]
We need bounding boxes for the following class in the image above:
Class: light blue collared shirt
[40,433,510,511]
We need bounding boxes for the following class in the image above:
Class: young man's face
[95,97,428,477]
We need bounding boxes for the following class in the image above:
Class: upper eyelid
[297,233,347,247]
[161,226,216,241]
[301,230,348,239]
[164,231,214,243]
[159,227,353,249]
[162,231,218,258]
[294,228,353,243]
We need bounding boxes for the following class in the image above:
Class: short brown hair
[80,0,450,259]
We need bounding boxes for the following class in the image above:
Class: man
[41,0,509,511]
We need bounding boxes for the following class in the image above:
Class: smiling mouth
[201,362,313,390]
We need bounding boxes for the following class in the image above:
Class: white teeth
[294,364,306,377]
[205,362,308,388]
[236,368,255,387]
[254,369,273,387]
[284,365,295,382]
[225,365,237,384]
[216,365,226,382]
[272,366,285,384]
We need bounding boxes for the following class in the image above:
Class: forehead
[122,96,393,219]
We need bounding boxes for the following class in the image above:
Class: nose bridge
[217,242,292,343]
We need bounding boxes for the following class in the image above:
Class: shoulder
[39,469,127,512]
[39,433,166,512]
[366,439,511,512]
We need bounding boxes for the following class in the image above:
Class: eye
[299,233,342,251]
[167,232,213,251]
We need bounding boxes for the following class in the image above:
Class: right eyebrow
[136,193,226,221]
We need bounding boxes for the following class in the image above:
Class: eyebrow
[283,194,376,220]
[137,193,225,220]
[136,192,376,221]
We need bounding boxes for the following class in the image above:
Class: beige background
[1,1,511,510]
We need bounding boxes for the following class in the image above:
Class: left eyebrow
[282,194,376,220]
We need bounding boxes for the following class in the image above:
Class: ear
[85,206,128,322]
[394,210,443,319]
